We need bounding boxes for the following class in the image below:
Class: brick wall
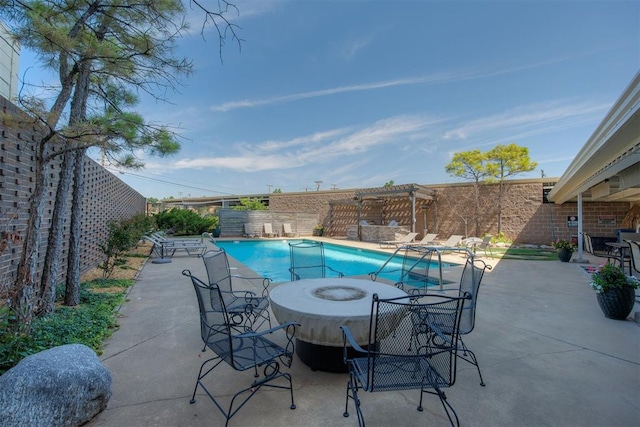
[264,180,635,244]
[0,96,146,298]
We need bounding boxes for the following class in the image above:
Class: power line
[106,167,237,196]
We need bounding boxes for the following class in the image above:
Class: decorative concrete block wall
[0,96,146,298]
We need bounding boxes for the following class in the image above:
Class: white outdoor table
[269,277,407,372]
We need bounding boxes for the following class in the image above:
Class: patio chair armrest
[341,326,368,362]
[238,321,299,338]
[220,288,258,300]
[232,275,271,296]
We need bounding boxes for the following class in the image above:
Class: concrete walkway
[89,239,640,427]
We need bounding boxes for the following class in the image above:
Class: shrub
[98,214,153,278]
[0,279,132,374]
[154,208,216,235]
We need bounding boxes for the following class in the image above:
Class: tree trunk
[63,63,91,307]
[12,146,49,331]
[65,150,85,306]
[497,180,504,235]
[474,181,481,236]
[39,148,77,314]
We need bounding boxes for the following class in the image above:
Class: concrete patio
[88,239,640,427]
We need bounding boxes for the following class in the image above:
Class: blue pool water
[214,239,451,283]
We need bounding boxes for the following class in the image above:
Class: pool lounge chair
[282,223,296,237]
[243,223,258,238]
[406,233,438,247]
[143,235,207,258]
[379,232,419,248]
[263,223,277,238]
[430,234,464,248]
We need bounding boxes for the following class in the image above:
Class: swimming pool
[214,239,453,284]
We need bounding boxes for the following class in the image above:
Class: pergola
[329,183,437,239]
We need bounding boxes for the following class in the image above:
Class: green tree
[486,144,537,234]
[0,1,240,323]
[232,198,268,210]
[445,150,492,236]
[383,180,395,188]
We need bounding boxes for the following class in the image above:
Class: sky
[17,0,640,199]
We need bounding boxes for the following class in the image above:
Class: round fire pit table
[269,278,407,372]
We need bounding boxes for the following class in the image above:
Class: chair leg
[435,388,460,427]
[343,370,365,427]
[193,360,295,427]
[458,338,485,386]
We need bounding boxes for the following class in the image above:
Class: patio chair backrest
[202,248,234,294]
[289,241,327,280]
[183,270,235,366]
[457,258,491,335]
[365,293,467,392]
[624,240,640,274]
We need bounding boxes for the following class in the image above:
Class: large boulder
[0,343,112,426]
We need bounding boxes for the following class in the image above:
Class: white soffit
[548,71,640,204]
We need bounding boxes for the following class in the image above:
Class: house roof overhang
[548,72,640,204]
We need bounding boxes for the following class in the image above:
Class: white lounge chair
[244,223,258,238]
[282,223,296,237]
[379,232,419,248]
[263,223,277,238]
[406,233,438,246]
[431,235,465,248]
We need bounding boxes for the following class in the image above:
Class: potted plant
[589,263,639,320]
[314,224,324,237]
[553,239,575,262]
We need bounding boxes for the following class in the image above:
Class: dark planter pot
[212,227,221,238]
[557,248,573,262]
[596,287,636,320]
[314,228,324,237]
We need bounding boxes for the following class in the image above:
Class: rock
[0,344,111,427]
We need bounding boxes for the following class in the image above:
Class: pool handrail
[370,245,474,290]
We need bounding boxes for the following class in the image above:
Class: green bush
[154,208,217,235]
[98,214,153,278]
[0,278,133,374]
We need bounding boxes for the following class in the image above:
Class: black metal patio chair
[444,257,492,386]
[288,241,344,281]
[341,293,468,426]
[582,232,621,266]
[201,248,271,331]
[182,269,298,427]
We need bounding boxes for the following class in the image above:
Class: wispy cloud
[211,56,588,112]
[151,114,439,172]
[443,100,609,144]
[211,72,467,111]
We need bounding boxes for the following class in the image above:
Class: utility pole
[314,180,323,191]
[267,184,273,193]
[331,184,338,190]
